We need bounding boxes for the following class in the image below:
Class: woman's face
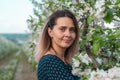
[48,17,76,49]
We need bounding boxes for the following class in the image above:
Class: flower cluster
[72,53,93,76]
[94,0,105,20]
[72,53,120,80]
[89,67,120,80]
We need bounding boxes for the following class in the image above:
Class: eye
[70,27,75,32]
[59,27,66,32]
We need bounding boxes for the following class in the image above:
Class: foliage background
[24,0,120,79]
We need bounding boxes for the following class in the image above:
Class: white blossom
[108,5,115,8]
[78,9,84,16]
[79,0,85,4]
[72,0,85,4]
[94,0,105,20]
[96,57,102,64]
[84,3,91,12]
[95,0,105,8]
[72,0,77,4]
[89,67,120,80]
[108,67,120,78]
[33,18,38,25]
[118,3,120,7]
[72,55,120,79]
[72,58,80,67]
[89,8,95,15]
[94,7,105,20]
[72,68,81,76]
[78,53,92,65]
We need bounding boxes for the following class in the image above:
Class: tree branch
[82,17,89,36]
[85,44,99,68]
[82,14,99,69]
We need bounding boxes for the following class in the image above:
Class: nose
[65,30,71,37]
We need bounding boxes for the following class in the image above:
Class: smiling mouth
[64,39,72,43]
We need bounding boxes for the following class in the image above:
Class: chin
[62,44,71,48]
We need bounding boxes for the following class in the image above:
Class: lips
[64,39,73,43]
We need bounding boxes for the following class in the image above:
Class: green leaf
[92,35,101,41]
[116,0,120,4]
[87,14,94,23]
[115,28,120,36]
[105,1,112,5]
[116,41,120,48]
[48,1,54,5]
[104,9,114,23]
[89,0,95,6]
[79,39,87,48]
[76,3,81,7]
[92,41,100,55]
[116,9,120,18]
[73,55,79,60]
[108,35,115,40]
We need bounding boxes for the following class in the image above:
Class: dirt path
[13,52,37,80]
[0,51,37,80]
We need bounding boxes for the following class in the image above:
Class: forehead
[55,17,74,26]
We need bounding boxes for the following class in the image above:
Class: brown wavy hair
[35,9,79,63]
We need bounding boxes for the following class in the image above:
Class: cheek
[72,33,76,40]
[53,31,63,39]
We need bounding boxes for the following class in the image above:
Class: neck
[50,46,67,63]
[51,46,65,58]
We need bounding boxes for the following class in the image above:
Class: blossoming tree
[26,0,120,79]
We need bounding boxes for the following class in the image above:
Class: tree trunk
[82,16,99,69]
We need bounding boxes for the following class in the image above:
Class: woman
[35,9,80,80]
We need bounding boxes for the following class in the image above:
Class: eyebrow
[60,26,75,28]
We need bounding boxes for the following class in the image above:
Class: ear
[48,28,53,38]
